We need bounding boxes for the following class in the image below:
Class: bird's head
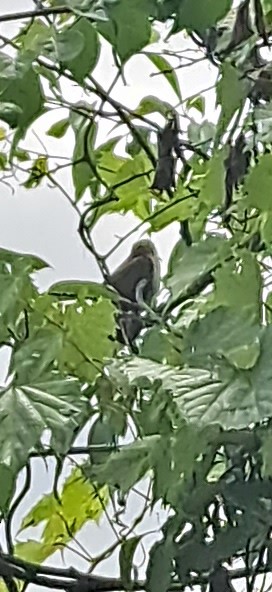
[130,239,158,259]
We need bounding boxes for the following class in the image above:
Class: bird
[107,239,160,347]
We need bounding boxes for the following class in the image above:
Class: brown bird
[107,240,160,346]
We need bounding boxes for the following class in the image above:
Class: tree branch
[0,551,270,591]
[0,7,71,23]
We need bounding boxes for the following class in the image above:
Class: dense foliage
[1,0,272,591]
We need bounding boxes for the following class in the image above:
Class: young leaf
[145,53,182,101]
[46,118,70,138]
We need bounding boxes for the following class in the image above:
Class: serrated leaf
[11,327,63,384]
[15,539,56,564]
[114,333,272,428]
[95,437,160,492]
[20,467,108,548]
[0,376,83,477]
[95,152,151,219]
[166,236,231,304]
[149,184,198,231]
[0,249,47,337]
[112,153,152,216]
[57,298,116,383]
[183,306,261,369]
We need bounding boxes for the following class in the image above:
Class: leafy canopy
[1,1,272,592]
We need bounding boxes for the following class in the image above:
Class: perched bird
[107,240,160,346]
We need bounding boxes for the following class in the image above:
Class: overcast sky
[0,1,217,586]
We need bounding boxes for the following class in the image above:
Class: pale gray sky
[0,0,217,586]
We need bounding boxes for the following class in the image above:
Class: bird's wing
[109,254,153,302]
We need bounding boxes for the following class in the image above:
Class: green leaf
[15,540,56,564]
[57,298,116,383]
[119,537,141,589]
[0,376,83,477]
[145,54,182,100]
[134,95,173,118]
[24,156,48,189]
[260,430,272,477]
[0,53,44,137]
[46,118,70,138]
[216,63,249,141]
[165,236,231,305]
[244,153,272,211]
[49,280,116,301]
[0,464,16,513]
[96,152,152,219]
[88,417,116,465]
[140,327,183,365]
[15,19,52,58]
[95,138,125,186]
[0,249,47,338]
[183,307,261,369]
[149,184,198,231]
[98,0,153,62]
[72,120,98,200]
[62,19,100,82]
[14,148,30,162]
[174,0,232,33]
[20,467,109,548]
[0,152,7,170]
[11,327,63,384]
[186,96,205,115]
[112,153,152,215]
[0,102,23,128]
[56,28,85,62]
[187,120,215,151]
[213,251,262,322]
[95,437,160,492]
[146,540,173,592]
[119,332,272,428]
[199,149,227,208]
